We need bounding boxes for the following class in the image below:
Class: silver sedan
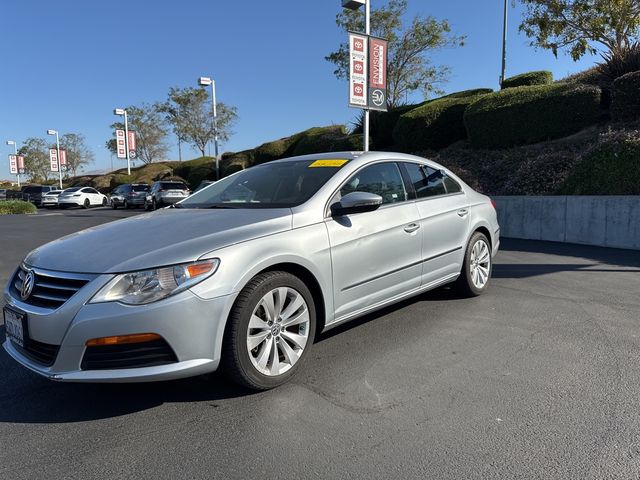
[3,152,499,390]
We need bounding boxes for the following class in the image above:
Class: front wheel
[454,232,492,297]
[221,271,316,390]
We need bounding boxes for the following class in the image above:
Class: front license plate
[3,307,25,347]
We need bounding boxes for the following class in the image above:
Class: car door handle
[404,223,420,233]
[457,209,469,217]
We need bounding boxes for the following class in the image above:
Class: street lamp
[342,0,371,152]
[113,108,131,175]
[6,140,20,187]
[46,129,63,189]
[198,76,220,180]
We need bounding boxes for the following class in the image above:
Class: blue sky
[0,0,597,180]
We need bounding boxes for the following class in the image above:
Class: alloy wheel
[246,287,310,376]
[470,239,491,289]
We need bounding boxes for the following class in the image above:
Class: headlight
[90,259,220,305]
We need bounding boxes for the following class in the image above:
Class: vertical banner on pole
[116,129,127,159]
[49,148,59,172]
[127,131,137,158]
[59,150,68,171]
[9,155,18,175]
[368,36,388,111]
[348,32,368,108]
[17,155,25,174]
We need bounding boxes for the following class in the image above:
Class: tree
[18,138,50,182]
[60,133,94,176]
[106,103,169,164]
[162,87,238,157]
[519,0,640,60]
[325,0,465,107]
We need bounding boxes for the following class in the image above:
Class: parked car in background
[2,152,499,389]
[41,190,63,208]
[194,180,215,193]
[58,187,108,209]
[145,181,190,210]
[0,189,7,201]
[110,183,149,209]
[19,185,56,207]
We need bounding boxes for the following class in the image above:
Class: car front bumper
[3,275,235,383]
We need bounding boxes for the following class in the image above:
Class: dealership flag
[9,155,17,175]
[348,32,368,108]
[368,37,388,111]
[116,129,127,159]
[49,148,59,172]
[17,155,25,174]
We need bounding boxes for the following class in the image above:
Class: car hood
[24,208,293,273]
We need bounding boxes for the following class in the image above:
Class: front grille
[11,266,90,310]
[81,339,178,370]
[14,339,60,366]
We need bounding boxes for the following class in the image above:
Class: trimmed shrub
[501,71,553,89]
[560,133,640,195]
[464,84,602,149]
[290,125,350,156]
[393,94,488,152]
[611,71,640,121]
[254,138,295,165]
[0,200,37,215]
[440,88,494,99]
[370,104,423,149]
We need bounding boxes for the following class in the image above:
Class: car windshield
[161,182,187,190]
[179,158,349,209]
[132,185,149,192]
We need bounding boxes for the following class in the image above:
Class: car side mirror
[331,191,383,216]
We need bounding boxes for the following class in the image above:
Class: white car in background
[58,187,109,209]
[41,190,63,208]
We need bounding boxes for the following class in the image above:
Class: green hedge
[290,125,350,156]
[611,71,640,121]
[464,84,602,149]
[393,93,488,151]
[440,88,494,99]
[501,71,553,89]
[254,138,295,165]
[371,104,423,149]
[0,200,37,215]
[559,137,640,195]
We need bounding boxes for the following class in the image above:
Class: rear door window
[403,163,447,198]
[443,175,462,194]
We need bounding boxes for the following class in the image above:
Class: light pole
[46,129,63,189]
[113,108,131,175]
[198,76,220,180]
[6,140,20,187]
[500,0,508,86]
[342,0,370,151]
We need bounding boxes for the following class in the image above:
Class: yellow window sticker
[309,159,349,168]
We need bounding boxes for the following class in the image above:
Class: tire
[454,231,492,297]
[123,200,129,209]
[83,198,90,209]
[111,200,117,209]
[102,197,108,207]
[152,198,157,211]
[221,271,316,390]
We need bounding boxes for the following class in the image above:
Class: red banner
[59,150,67,171]
[128,131,137,151]
[17,155,25,174]
[368,37,388,111]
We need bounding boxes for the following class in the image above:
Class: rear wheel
[221,271,316,390]
[83,198,90,209]
[102,197,108,207]
[123,200,129,209]
[152,198,157,210]
[454,232,492,297]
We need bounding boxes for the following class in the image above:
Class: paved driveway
[1,209,639,479]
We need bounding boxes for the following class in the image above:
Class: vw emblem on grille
[21,270,35,301]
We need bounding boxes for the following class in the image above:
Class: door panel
[326,203,422,320]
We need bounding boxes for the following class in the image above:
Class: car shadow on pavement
[500,238,640,268]
[0,326,257,424]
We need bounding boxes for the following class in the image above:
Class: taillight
[490,198,497,209]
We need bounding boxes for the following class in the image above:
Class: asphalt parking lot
[1,208,639,479]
